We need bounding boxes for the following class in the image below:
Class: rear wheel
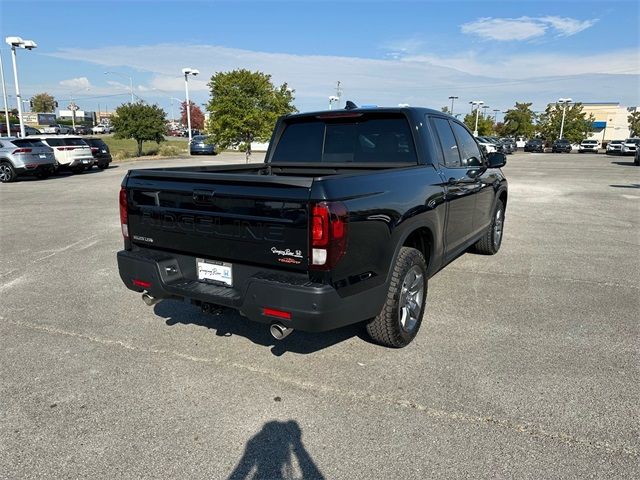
[97,161,109,170]
[0,162,16,183]
[473,199,505,255]
[365,247,427,348]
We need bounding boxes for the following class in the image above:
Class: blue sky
[1,0,638,118]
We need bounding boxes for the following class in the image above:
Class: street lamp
[5,36,37,138]
[0,51,10,137]
[182,67,199,146]
[558,98,573,139]
[104,71,134,103]
[493,109,500,123]
[169,97,182,123]
[482,105,490,118]
[469,100,484,136]
[448,95,458,116]
[328,95,339,110]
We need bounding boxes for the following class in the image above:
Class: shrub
[157,144,184,156]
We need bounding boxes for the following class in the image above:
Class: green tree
[537,102,594,144]
[31,92,56,113]
[111,102,166,156]
[441,106,450,114]
[206,69,297,152]
[463,111,494,136]
[628,111,640,137]
[502,102,535,137]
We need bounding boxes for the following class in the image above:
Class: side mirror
[487,152,507,168]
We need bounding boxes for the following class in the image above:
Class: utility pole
[0,51,10,137]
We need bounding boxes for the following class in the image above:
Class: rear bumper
[14,163,55,175]
[117,249,385,332]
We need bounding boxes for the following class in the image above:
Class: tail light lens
[119,187,129,238]
[310,202,348,270]
[12,148,32,154]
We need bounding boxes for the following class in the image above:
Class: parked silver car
[0,137,56,183]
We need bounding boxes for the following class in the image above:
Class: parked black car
[84,137,112,169]
[552,138,572,153]
[73,125,91,135]
[117,106,508,348]
[524,139,544,152]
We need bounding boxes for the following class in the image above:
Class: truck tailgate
[125,170,312,270]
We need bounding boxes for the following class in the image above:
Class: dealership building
[581,102,637,142]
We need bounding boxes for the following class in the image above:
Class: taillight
[12,148,32,154]
[119,187,129,238]
[91,147,98,152]
[310,201,348,270]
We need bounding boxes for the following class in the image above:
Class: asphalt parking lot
[1,152,638,479]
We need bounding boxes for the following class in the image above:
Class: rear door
[429,116,477,255]
[125,171,312,270]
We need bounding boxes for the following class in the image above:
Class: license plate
[39,154,46,158]
[197,258,232,286]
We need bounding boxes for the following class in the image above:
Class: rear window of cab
[271,113,417,164]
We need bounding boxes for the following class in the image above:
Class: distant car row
[524,138,640,155]
[0,123,113,137]
[475,136,517,155]
[0,135,112,183]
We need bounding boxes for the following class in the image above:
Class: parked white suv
[32,136,94,173]
[475,136,497,154]
[92,124,111,134]
[620,138,640,156]
[578,139,600,153]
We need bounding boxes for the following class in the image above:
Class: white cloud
[540,16,598,36]
[59,76,91,89]
[461,16,598,41]
[45,43,639,112]
[462,17,547,41]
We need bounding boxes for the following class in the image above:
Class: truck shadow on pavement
[154,301,364,356]
[227,420,325,480]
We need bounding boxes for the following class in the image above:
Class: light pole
[328,95,339,110]
[448,95,458,115]
[182,67,199,146]
[170,97,182,123]
[0,51,10,137]
[5,36,37,138]
[558,98,573,139]
[470,100,484,136]
[104,71,134,103]
[482,105,490,118]
[493,109,500,123]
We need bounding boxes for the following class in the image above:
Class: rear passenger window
[431,117,461,167]
[450,122,483,167]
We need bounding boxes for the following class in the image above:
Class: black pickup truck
[117,106,508,347]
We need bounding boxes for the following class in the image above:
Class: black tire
[97,162,109,170]
[473,199,505,255]
[365,247,427,348]
[0,161,16,183]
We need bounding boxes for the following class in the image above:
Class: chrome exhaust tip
[270,323,293,340]
[142,292,159,306]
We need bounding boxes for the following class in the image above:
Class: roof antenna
[345,100,358,110]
